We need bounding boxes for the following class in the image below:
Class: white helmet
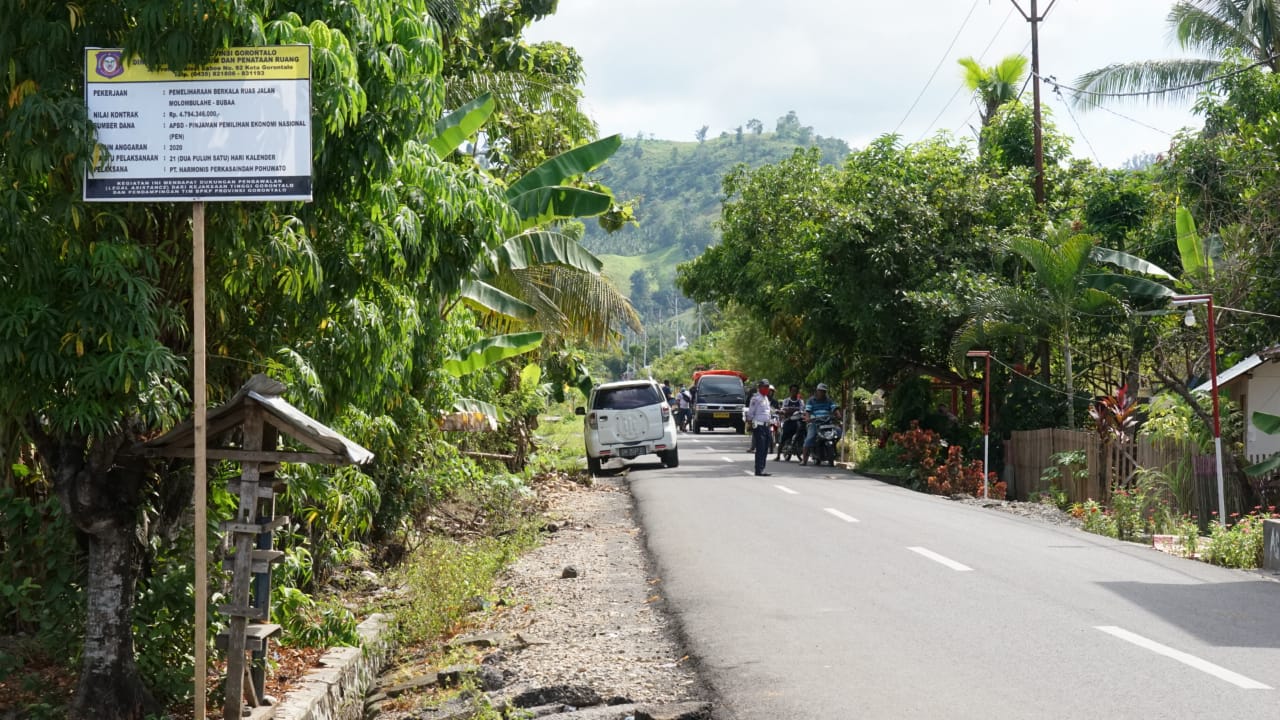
[816,383,829,391]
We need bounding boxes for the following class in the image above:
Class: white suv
[577,379,679,474]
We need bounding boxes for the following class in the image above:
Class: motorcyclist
[675,385,693,431]
[800,382,836,466]
[775,384,805,461]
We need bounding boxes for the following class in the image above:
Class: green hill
[585,113,850,260]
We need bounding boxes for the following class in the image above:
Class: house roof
[1193,345,1280,394]
[141,374,374,465]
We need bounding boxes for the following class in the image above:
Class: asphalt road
[616,430,1280,719]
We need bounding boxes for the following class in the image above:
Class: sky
[525,0,1206,167]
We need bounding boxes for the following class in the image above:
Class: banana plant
[1244,412,1280,477]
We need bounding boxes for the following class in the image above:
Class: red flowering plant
[926,445,1005,499]
[891,421,941,486]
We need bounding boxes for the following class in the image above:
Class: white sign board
[84,46,312,202]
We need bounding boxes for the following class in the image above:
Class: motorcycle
[777,412,806,462]
[809,417,843,467]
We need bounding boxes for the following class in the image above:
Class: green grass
[598,245,689,300]
[386,525,542,646]
[525,403,588,476]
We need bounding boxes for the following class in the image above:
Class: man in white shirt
[745,378,774,476]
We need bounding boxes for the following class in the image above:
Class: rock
[436,665,478,688]
[507,683,603,708]
[382,672,439,698]
[364,691,389,709]
[520,704,571,717]
[416,695,477,720]
[535,705,640,720]
[544,521,560,533]
[605,696,635,705]
[478,665,506,691]
[514,632,551,646]
[634,701,713,720]
[560,565,580,579]
[448,630,513,648]
[481,649,507,665]
[464,595,493,613]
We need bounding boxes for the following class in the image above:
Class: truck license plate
[713,412,730,419]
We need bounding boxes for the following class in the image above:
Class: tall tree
[957,54,1030,127]
[1073,0,1280,108]
[0,1,515,716]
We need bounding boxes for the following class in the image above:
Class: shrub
[1081,500,1117,538]
[1203,512,1274,569]
[892,421,941,482]
[926,445,1006,499]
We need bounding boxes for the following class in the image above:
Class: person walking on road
[746,378,774,476]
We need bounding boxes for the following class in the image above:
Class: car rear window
[593,385,663,410]
[698,377,743,397]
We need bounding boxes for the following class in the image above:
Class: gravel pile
[951,495,1083,528]
[372,473,708,719]
[484,474,704,705]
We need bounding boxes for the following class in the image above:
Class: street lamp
[966,350,992,499]
[1170,294,1226,526]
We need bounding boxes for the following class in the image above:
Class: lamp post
[967,350,992,499]
[1170,294,1226,526]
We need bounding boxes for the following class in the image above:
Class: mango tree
[0,2,514,716]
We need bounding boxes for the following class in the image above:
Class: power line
[895,0,982,135]
[920,5,1018,141]
[1054,85,1101,164]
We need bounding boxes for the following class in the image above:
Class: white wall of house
[1244,361,1280,459]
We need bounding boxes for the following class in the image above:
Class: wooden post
[193,201,208,720]
[223,407,264,719]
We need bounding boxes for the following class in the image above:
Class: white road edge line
[907,546,973,572]
[721,456,735,463]
[1094,626,1272,690]
[774,485,799,495]
[823,508,859,523]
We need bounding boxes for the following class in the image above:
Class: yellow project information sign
[86,46,309,83]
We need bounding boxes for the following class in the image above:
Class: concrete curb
[274,614,395,720]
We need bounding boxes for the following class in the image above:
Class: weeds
[387,526,541,646]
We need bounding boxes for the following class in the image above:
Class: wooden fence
[1005,429,1256,519]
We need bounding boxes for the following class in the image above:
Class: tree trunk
[29,426,162,720]
[1063,324,1075,430]
[73,526,160,720]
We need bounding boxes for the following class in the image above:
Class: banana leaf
[460,280,537,321]
[428,93,494,157]
[508,186,613,226]
[1090,246,1175,280]
[443,331,544,377]
[505,134,622,201]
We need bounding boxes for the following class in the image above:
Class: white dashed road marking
[722,456,735,463]
[907,547,973,572]
[1094,626,1271,690]
[774,485,799,495]
[823,508,859,523]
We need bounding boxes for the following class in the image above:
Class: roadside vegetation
[1,1,610,717]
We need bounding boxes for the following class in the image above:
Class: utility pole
[1010,0,1056,205]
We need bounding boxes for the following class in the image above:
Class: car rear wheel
[587,456,602,475]
[693,424,701,434]
[661,448,679,468]
[735,421,746,435]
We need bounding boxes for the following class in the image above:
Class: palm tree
[958,54,1030,126]
[1073,0,1280,109]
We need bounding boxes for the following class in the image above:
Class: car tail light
[587,412,599,429]
[661,403,671,421]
